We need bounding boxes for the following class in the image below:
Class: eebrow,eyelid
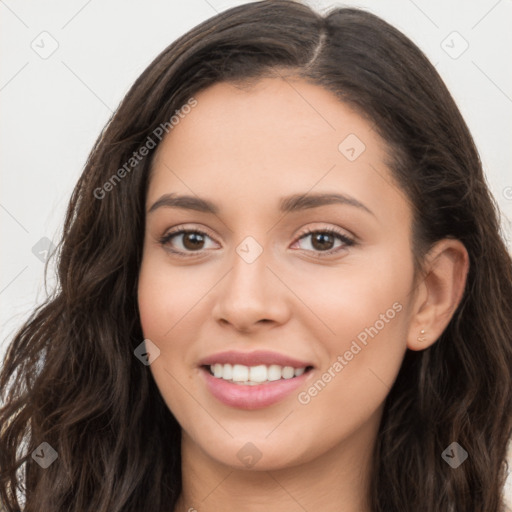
[158,224,219,246]
[147,192,374,217]
[158,224,356,259]
[293,227,356,258]
[297,226,355,245]
[157,226,219,259]
[279,193,375,217]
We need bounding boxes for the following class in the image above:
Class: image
[1,1,511,511]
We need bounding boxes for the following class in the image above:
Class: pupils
[159,226,355,258]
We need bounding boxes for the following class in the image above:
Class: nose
[211,245,291,333]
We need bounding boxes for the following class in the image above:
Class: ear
[407,238,469,351]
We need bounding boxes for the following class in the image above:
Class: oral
[206,363,311,385]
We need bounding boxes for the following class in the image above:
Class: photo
[1,1,511,511]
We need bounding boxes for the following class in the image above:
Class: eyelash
[158,225,356,259]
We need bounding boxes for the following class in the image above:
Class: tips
[30,31,59,60]
[441,441,468,468]
[338,134,366,162]
[31,236,56,263]
[236,441,263,468]
[31,441,58,469]
[236,236,263,264]
[441,31,469,59]
[134,339,161,366]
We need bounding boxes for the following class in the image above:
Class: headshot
[1,1,511,511]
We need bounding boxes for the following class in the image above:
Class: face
[138,77,417,471]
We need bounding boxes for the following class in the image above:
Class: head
[1,2,511,512]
